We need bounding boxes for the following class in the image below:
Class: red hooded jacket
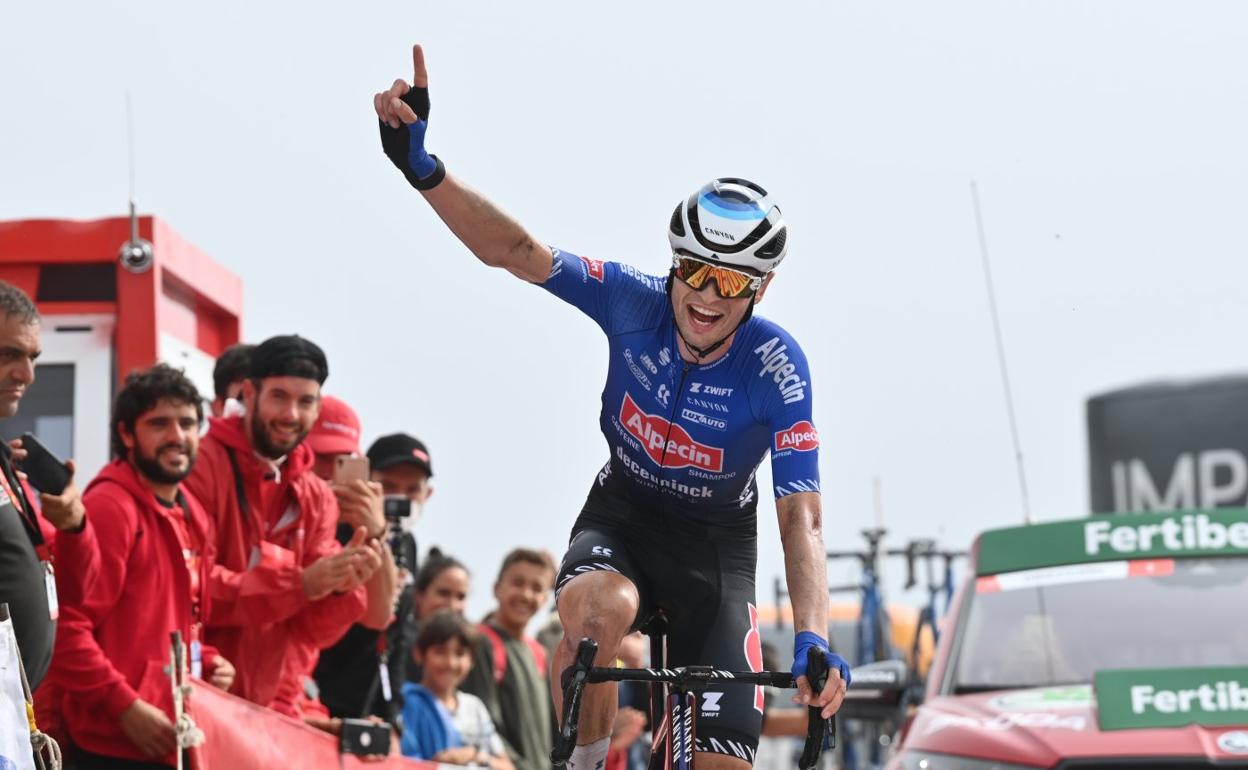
[51,460,219,765]
[184,416,366,709]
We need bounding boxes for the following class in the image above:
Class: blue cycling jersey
[540,248,821,519]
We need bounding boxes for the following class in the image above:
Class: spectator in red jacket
[297,395,398,722]
[185,335,381,712]
[51,364,235,769]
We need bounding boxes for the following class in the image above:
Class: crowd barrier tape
[188,680,438,770]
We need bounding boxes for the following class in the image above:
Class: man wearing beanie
[185,335,382,712]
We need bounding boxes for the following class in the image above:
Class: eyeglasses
[671,254,764,299]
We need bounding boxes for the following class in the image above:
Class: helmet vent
[757,227,787,260]
[669,204,685,238]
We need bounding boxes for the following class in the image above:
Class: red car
[846,509,1248,768]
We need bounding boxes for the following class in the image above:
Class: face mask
[400,501,423,535]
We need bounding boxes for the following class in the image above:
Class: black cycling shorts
[556,485,765,764]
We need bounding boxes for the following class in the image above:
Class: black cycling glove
[379,84,446,190]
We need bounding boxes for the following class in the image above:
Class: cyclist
[373,44,850,770]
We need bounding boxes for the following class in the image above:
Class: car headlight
[897,751,1043,770]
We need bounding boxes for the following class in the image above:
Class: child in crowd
[406,549,471,683]
[400,610,513,769]
[461,548,557,770]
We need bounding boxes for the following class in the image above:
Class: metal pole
[970,181,1033,525]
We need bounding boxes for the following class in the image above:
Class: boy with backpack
[461,548,556,770]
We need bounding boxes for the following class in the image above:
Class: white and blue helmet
[667,178,789,274]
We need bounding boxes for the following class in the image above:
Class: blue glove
[792,631,852,689]
[379,84,445,190]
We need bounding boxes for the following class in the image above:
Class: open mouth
[686,303,724,331]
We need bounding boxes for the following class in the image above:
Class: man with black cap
[368,434,434,684]
[185,334,383,712]
[313,431,435,723]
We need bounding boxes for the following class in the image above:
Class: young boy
[400,611,512,769]
[461,548,557,770]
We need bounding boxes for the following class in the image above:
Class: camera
[118,238,154,274]
[383,495,411,521]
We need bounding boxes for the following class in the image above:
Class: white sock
[566,736,611,770]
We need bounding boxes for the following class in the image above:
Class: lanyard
[0,451,50,562]
[162,491,203,622]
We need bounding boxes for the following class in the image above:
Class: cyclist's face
[670,271,773,354]
[494,561,553,630]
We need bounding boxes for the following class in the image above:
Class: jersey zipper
[655,361,693,520]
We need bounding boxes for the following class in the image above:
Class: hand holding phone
[18,433,71,495]
[18,434,85,532]
[332,455,369,485]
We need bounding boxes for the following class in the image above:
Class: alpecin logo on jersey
[753,337,807,404]
[620,393,724,472]
[774,421,819,453]
[578,255,605,282]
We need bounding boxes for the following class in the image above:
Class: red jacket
[51,460,219,765]
[184,416,366,709]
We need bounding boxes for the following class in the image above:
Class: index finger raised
[412,44,428,89]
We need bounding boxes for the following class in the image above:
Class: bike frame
[553,617,835,770]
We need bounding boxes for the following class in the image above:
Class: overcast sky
[4,1,1247,622]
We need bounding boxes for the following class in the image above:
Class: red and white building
[0,215,241,481]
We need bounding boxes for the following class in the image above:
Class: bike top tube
[584,664,798,689]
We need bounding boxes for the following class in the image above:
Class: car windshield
[950,556,1248,692]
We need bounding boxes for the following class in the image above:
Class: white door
[5,314,116,484]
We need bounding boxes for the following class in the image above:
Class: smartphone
[17,433,71,495]
[340,718,390,757]
[333,455,369,485]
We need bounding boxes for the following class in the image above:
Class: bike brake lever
[798,647,837,770]
[552,638,599,766]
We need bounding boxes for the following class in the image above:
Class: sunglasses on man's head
[671,254,764,299]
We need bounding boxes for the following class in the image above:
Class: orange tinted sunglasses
[671,254,764,299]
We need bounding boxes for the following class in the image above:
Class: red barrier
[188,680,436,770]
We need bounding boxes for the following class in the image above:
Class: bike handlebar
[552,640,837,769]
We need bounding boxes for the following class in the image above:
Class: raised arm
[375,44,553,283]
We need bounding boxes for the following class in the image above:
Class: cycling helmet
[668,178,788,273]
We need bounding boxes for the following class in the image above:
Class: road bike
[553,611,836,770]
